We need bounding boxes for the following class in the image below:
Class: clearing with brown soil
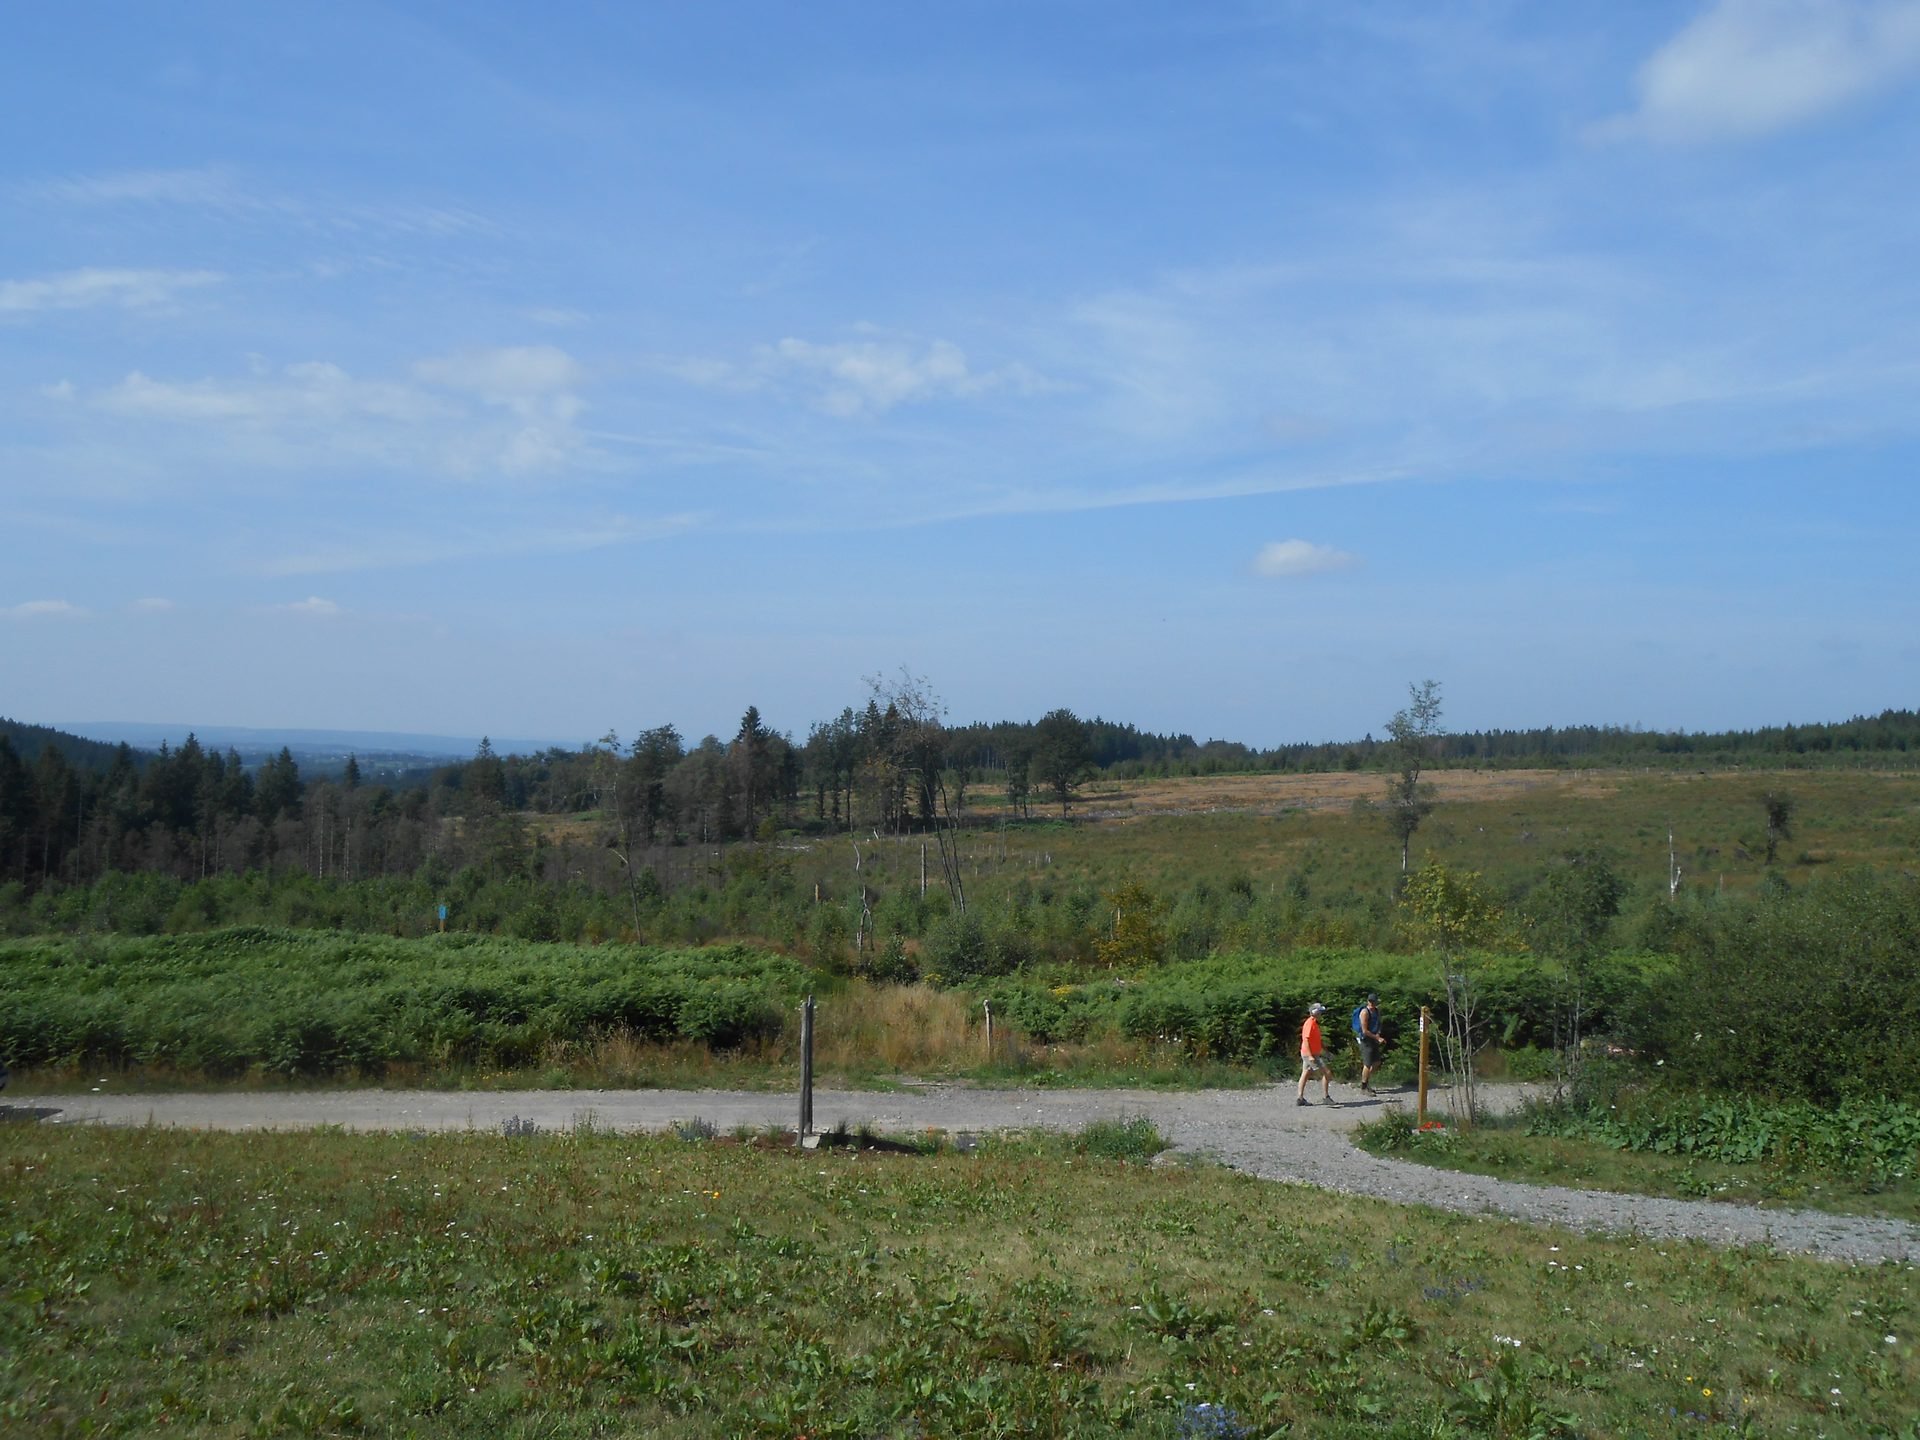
[1071,767,1624,822]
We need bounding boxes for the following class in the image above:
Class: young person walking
[1297,1002,1334,1107]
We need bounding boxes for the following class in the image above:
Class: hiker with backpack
[1352,994,1384,1096]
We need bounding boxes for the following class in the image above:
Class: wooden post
[983,1000,994,1059]
[798,995,815,1138]
[1417,1005,1431,1127]
[920,841,927,898]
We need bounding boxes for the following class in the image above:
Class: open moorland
[5,762,1920,1437]
[6,1122,1918,1439]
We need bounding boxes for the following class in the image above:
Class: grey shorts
[1358,1037,1382,1066]
[1300,1053,1330,1075]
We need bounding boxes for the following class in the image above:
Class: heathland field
[0,927,1663,1091]
[4,1123,1916,1439]
[3,765,1918,1094]
[5,766,1920,1437]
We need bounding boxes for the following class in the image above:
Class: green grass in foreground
[1353,1116,1920,1226]
[4,1126,1917,1438]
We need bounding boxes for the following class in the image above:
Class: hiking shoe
[1295,1097,1308,1107]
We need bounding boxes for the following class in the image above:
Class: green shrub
[0,929,808,1077]
[1636,870,1920,1102]
[958,949,1665,1063]
[1526,1092,1920,1181]
[1073,1114,1167,1161]
[926,910,1016,981]
[859,933,918,985]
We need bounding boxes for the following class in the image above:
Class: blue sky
[4,1,1919,749]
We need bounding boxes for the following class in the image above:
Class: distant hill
[58,722,573,762]
[0,717,139,772]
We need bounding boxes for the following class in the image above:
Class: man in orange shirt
[1297,1001,1334,1107]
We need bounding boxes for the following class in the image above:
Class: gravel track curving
[14,1082,1914,1264]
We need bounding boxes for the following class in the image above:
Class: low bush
[1108,949,1664,1065]
[0,928,806,1078]
[1525,1091,1920,1182]
[1072,1114,1168,1161]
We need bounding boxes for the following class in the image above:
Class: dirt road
[12,1082,1914,1263]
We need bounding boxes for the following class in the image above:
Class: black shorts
[1358,1037,1382,1066]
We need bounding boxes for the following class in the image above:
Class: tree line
[0,678,1104,894]
[6,690,1919,897]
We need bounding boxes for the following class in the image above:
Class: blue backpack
[1352,1005,1367,1038]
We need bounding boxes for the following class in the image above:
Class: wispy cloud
[668,331,1055,418]
[414,345,587,472]
[32,165,237,206]
[130,597,175,612]
[257,513,699,577]
[1253,539,1363,579]
[521,306,589,328]
[414,345,582,397]
[892,464,1410,529]
[99,363,442,425]
[27,163,489,237]
[279,596,342,617]
[767,335,1050,417]
[1594,0,1920,144]
[0,267,222,315]
[3,599,86,619]
[76,348,594,478]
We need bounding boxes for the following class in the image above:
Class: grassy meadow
[10,766,1920,967]
[5,1123,1918,1439]
[778,765,1920,917]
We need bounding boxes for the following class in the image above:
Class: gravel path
[12,1082,1914,1265]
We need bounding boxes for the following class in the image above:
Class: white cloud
[280,596,342,617]
[665,332,1053,418]
[99,363,440,425]
[765,336,1051,417]
[521,306,589,328]
[1254,539,1363,579]
[25,164,489,239]
[258,513,700,577]
[414,345,582,397]
[0,267,222,315]
[130,597,174,612]
[33,165,237,206]
[4,598,85,619]
[78,350,593,477]
[414,346,587,471]
[1596,0,1920,143]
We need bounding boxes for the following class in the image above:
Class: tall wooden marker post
[797,995,815,1139]
[1416,1005,1431,1127]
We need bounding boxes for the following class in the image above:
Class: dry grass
[814,983,980,1071]
[1074,767,1625,821]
